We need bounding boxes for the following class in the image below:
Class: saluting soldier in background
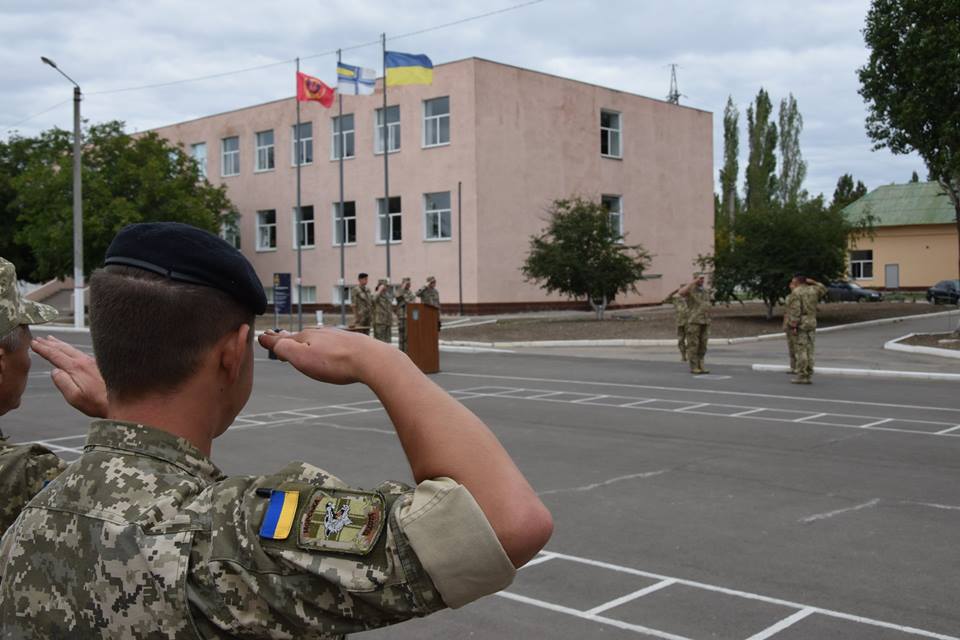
[350,272,373,334]
[678,274,712,375]
[665,286,689,362]
[0,222,552,638]
[783,276,802,375]
[395,277,417,353]
[372,278,394,344]
[791,274,827,384]
[0,257,66,536]
[417,275,440,310]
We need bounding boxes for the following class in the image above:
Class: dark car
[826,281,883,302]
[926,279,960,305]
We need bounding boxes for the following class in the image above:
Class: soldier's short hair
[0,324,26,353]
[358,273,369,279]
[89,265,254,402]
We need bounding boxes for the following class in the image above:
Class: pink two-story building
[152,57,713,313]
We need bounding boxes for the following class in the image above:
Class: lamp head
[41,56,57,68]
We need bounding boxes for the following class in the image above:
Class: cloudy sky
[1,0,922,199]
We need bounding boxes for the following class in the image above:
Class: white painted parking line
[442,372,960,414]
[793,413,827,422]
[572,394,609,404]
[674,402,710,412]
[584,579,677,616]
[33,441,82,454]
[731,408,765,417]
[858,418,893,429]
[745,608,816,640]
[621,399,657,407]
[504,550,959,640]
[936,425,960,435]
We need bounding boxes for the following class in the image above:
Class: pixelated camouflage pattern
[395,289,417,352]
[670,294,689,327]
[372,288,393,344]
[0,257,58,339]
[796,282,827,331]
[0,438,67,536]
[416,286,440,310]
[0,420,446,638]
[783,288,802,328]
[682,286,711,325]
[350,284,373,328]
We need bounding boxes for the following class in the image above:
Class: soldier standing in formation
[678,274,712,375]
[783,277,801,375]
[372,278,394,344]
[665,287,689,362]
[0,257,65,536]
[417,276,440,310]
[0,222,552,637]
[395,276,417,353]
[786,273,827,384]
[350,272,372,334]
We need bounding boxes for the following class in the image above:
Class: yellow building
[843,182,959,289]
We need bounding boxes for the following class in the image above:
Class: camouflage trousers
[397,320,408,352]
[684,323,709,371]
[373,323,392,344]
[795,328,815,380]
[677,325,687,360]
[785,328,798,372]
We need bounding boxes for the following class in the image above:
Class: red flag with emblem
[296,72,335,107]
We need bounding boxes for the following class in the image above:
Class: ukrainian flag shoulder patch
[259,490,300,540]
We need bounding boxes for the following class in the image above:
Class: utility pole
[667,64,682,105]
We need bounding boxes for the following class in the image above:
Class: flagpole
[295,57,303,331]
[381,33,391,281]
[337,49,346,328]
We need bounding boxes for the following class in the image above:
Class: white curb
[884,333,960,360]
[752,363,960,382]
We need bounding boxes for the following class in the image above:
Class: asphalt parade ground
[9,330,960,639]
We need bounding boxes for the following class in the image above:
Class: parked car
[826,281,883,302]
[926,279,960,305]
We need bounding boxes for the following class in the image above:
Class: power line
[88,0,544,96]
[3,99,72,133]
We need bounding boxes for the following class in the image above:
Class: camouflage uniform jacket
[682,286,711,325]
[783,289,802,329]
[395,289,417,321]
[0,434,66,536]
[350,285,373,327]
[0,421,515,638]
[797,282,827,331]
[373,290,394,328]
[416,287,440,310]
[669,295,689,327]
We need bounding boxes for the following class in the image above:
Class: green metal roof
[843,182,956,227]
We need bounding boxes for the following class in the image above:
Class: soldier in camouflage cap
[416,275,440,310]
[372,278,394,344]
[395,277,417,353]
[0,223,553,637]
[0,256,66,535]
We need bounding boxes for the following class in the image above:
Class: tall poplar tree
[777,94,807,206]
[719,97,740,224]
[744,88,778,213]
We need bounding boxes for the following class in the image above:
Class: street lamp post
[41,56,84,329]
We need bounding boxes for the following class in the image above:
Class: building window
[220,220,240,249]
[333,201,357,245]
[424,191,452,240]
[849,249,873,279]
[191,142,207,178]
[221,136,240,176]
[293,286,317,304]
[376,196,402,243]
[423,97,450,147]
[256,209,276,250]
[332,114,355,160]
[332,284,352,305]
[601,110,621,158]
[601,195,623,238]
[293,205,315,248]
[292,122,313,166]
[375,105,401,154]
[255,130,275,172]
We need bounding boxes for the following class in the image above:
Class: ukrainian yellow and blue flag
[385,51,433,86]
[259,489,299,540]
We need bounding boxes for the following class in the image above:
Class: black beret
[104,222,267,315]
[358,272,368,279]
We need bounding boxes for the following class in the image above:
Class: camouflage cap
[401,277,411,284]
[426,276,436,284]
[377,278,389,286]
[0,257,58,339]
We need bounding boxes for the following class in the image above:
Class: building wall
[849,224,958,289]
[472,59,714,306]
[152,64,481,307]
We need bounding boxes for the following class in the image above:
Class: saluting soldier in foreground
[350,272,373,334]
[678,274,712,374]
[0,257,66,536]
[783,276,802,374]
[790,274,827,384]
[372,278,394,344]
[0,223,552,638]
[395,277,417,353]
[665,287,689,362]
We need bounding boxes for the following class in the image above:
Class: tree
[705,198,874,319]
[6,120,236,282]
[777,94,807,206]
[910,171,920,183]
[522,197,652,320]
[0,135,43,275]
[831,174,868,211]
[745,88,778,213]
[859,0,960,282]
[719,97,740,226]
